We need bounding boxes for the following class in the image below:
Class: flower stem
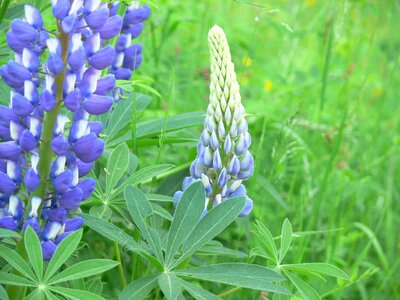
[114,242,127,288]
[26,26,70,219]
[217,286,241,298]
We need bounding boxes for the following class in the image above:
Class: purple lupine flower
[174,26,254,217]
[0,0,150,260]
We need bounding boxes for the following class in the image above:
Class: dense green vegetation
[0,0,398,299]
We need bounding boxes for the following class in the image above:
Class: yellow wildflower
[263,80,273,92]
[306,0,317,5]
[242,55,252,67]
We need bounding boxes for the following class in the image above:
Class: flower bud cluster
[0,1,150,259]
[174,26,254,217]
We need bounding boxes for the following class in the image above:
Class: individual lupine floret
[174,25,254,217]
[0,0,150,260]
[109,1,150,80]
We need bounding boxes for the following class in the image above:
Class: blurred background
[138,0,400,298]
[0,0,399,298]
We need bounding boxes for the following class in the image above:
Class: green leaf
[110,164,174,199]
[151,203,173,221]
[174,197,245,267]
[104,93,151,143]
[158,272,182,300]
[43,289,62,300]
[80,213,163,270]
[249,247,274,260]
[0,271,36,287]
[282,263,350,280]
[86,279,103,295]
[48,286,104,300]
[0,228,20,239]
[125,186,164,262]
[283,270,320,300]
[89,204,113,220]
[0,284,9,300]
[106,143,130,195]
[48,259,119,285]
[136,112,205,138]
[165,182,205,266]
[24,288,45,300]
[24,226,43,281]
[0,244,37,281]
[180,280,222,300]
[146,193,175,203]
[44,229,83,282]
[279,218,292,263]
[254,221,278,263]
[196,243,247,258]
[174,263,290,294]
[119,274,159,300]
[81,213,142,252]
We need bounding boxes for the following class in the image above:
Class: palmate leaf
[125,186,164,263]
[180,280,222,300]
[172,196,245,268]
[283,270,320,300]
[0,244,37,281]
[44,230,83,282]
[158,272,182,300]
[105,143,130,196]
[254,220,278,263]
[174,263,290,295]
[165,182,205,266]
[80,213,164,270]
[119,274,160,300]
[47,259,119,285]
[24,226,43,281]
[48,286,104,300]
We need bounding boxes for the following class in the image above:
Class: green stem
[26,26,71,219]
[217,286,241,298]
[114,242,127,288]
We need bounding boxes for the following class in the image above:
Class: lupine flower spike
[174,25,254,217]
[0,1,150,260]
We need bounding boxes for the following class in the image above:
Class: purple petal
[84,94,113,115]
[41,241,57,260]
[89,45,116,70]
[69,48,86,70]
[11,93,34,116]
[76,160,94,177]
[0,141,21,161]
[125,5,151,24]
[86,7,109,29]
[0,171,17,195]
[65,217,84,231]
[95,75,116,95]
[76,178,96,200]
[126,23,143,39]
[88,121,102,135]
[23,217,40,234]
[40,90,56,111]
[73,133,104,163]
[24,168,40,193]
[48,207,67,223]
[0,216,18,231]
[11,19,37,42]
[64,88,81,112]
[53,170,73,193]
[6,31,30,53]
[47,54,64,75]
[52,0,70,20]
[59,188,83,210]
[51,135,69,155]
[98,15,123,39]
[19,129,37,152]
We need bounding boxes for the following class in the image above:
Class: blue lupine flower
[174,26,254,217]
[0,0,150,260]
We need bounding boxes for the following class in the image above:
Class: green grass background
[0,0,398,298]
[138,0,400,298]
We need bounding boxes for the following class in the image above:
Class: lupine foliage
[0,0,389,299]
